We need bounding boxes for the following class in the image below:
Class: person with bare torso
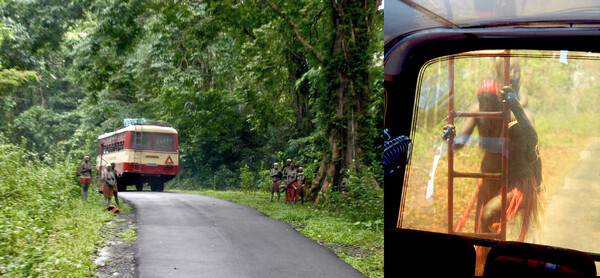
[270,163,283,202]
[285,162,298,204]
[110,162,122,206]
[103,165,117,208]
[296,167,306,205]
[445,85,543,240]
[77,155,93,201]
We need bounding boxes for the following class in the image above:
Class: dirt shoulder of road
[94,201,138,278]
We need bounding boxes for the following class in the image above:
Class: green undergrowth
[117,225,137,242]
[170,189,383,278]
[0,136,127,277]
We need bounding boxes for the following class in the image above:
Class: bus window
[402,50,600,256]
[133,132,153,150]
[154,133,175,151]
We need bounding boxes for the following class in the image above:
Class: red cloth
[102,184,114,198]
[477,79,502,101]
[79,177,92,184]
[286,181,297,203]
[271,181,281,192]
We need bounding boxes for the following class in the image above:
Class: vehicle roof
[98,125,178,140]
[385,0,600,47]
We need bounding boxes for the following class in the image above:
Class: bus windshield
[133,132,176,151]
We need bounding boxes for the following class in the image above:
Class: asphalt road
[119,191,366,278]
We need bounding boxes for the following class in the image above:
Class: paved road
[119,192,366,278]
[541,140,600,273]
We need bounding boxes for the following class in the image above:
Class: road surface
[119,191,366,278]
[541,139,600,273]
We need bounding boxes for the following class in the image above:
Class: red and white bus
[97,119,179,191]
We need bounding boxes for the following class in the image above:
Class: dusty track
[541,139,600,273]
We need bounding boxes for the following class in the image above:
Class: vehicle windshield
[400,50,600,261]
[132,132,176,151]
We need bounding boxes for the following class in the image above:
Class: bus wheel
[136,183,143,191]
[118,184,127,192]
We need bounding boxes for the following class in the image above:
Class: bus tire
[136,183,143,191]
[118,184,127,192]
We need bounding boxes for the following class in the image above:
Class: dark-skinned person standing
[77,155,93,201]
[110,162,122,206]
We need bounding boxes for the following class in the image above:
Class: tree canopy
[0,0,383,205]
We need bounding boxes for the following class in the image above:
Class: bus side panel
[124,131,133,149]
[174,134,179,150]
[122,163,178,175]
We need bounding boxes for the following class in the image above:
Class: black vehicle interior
[384,3,600,276]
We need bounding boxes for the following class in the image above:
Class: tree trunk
[314,0,371,197]
[263,0,379,203]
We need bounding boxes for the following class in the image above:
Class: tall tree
[261,0,382,201]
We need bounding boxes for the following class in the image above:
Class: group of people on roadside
[270,159,306,204]
[77,155,120,210]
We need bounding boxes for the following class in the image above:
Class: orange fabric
[102,184,114,198]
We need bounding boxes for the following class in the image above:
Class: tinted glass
[133,132,153,150]
[154,133,175,151]
[401,50,600,260]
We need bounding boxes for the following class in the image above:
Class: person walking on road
[77,155,93,201]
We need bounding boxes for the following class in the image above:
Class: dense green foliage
[0,135,122,276]
[0,0,382,275]
[0,0,383,203]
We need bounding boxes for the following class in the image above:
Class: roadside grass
[170,189,383,278]
[117,225,137,242]
[534,111,600,195]
[0,137,129,277]
[2,189,129,277]
[38,193,131,277]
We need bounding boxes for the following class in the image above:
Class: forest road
[119,191,366,278]
[541,139,600,271]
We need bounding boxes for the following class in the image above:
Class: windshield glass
[401,50,600,263]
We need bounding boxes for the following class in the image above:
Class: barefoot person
[285,162,298,205]
[297,167,306,205]
[445,86,543,240]
[270,163,283,201]
[103,165,117,208]
[110,162,122,206]
[77,155,93,201]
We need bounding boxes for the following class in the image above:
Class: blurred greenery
[0,0,382,276]
[0,134,125,276]
[404,51,600,234]
[0,0,383,194]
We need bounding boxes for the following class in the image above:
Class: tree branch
[365,0,382,35]
[261,0,324,63]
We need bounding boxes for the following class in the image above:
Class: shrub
[328,167,383,224]
[0,135,79,276]
[239,164,255,191]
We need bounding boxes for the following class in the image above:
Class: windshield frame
[384,26,600,259]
